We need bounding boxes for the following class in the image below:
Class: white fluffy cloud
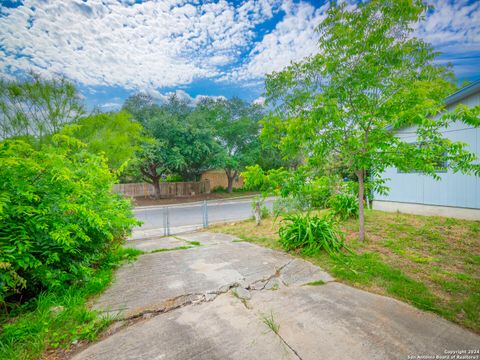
[416,0,480,53]
[229,1,328,81]
[0,0,281,91]
[0,0,478,93]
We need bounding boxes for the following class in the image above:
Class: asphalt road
[133,196,275,236]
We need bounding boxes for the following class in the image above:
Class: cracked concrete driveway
[73,232,479,360]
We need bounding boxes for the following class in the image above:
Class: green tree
[263,0,480,241]
[0,73,84,140]
[128,95,221,198]
[65,111,145,171]
[204,97,263,192]
[122,93,160,124]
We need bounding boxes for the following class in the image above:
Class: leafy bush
[0,136,139,307]
[242,165,289,194]
[0,247,142,360]
[165,174,183,182]
[329,192,359,220]
[278,213,345,256]
[306,176,335,208]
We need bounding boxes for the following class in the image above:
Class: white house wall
[374,92,480,212]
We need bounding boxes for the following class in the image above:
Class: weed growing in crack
[231,289,249,308]
[261,311,280,334]
[149,246,193,254]
[302,280,326,286]
[188,241,201,246]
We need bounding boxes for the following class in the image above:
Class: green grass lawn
[211,209,480,333]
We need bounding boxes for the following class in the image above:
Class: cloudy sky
[1,0,479,110]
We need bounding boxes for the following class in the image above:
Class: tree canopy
[263,0,480,241]
[0,73,84,140]
[64,111,145,171]
[201,97,264,192]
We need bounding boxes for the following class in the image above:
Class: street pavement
[132,196,275,237]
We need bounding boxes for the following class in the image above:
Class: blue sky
[1,0,479,110]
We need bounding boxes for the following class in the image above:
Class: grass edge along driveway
[211,209,480,334]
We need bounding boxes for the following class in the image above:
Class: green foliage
[203,97,264,192]
[278,213,345,256]
[263,0,480,240]
[260,311,280,334]
[0,246,141,360]
[0,137,139,306]
[242,165,290,194]
[165,174,183,182]
[243,165,339,213]
[329,193,359,221]
[128,95,222,197]
[65,111,145,171]
[0,73,84,140]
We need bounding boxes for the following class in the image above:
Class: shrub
[329,192,359,220]
[260,205,270,219]
[278,213,345,256]
[300,176,338,209]
[0,136,139,307]
[212,186,228,193]
[165,174,183,182]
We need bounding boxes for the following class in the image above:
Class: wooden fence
[200,170,243,190]
[113,180,210,198]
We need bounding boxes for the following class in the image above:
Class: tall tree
[205,98,263,192]
[126,95,221,198]
[263,0,479,241]
[0,73,84,140]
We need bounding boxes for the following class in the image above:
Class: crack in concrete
[276,332,303,360]
[247,259,293,291]
[95,258,306,350]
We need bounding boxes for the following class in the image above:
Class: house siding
[374,91,480,212]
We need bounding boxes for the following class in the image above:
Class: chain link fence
[131,197,274,239]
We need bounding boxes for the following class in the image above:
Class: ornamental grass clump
[329,192,359,221]
[278,212,346,256]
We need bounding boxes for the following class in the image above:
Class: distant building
[373,80,480,220]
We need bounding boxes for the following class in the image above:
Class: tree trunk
[356,169,365,242]
[152,177,161,199]
[225,169,237,193]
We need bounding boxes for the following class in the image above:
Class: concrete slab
[75,294,296,360]
[129,228,166,241]
[280,258,334,286]
[92,241,293,318]
[124,237,190,252]
[76,232,479,360]
[248,282,480,360]
[176,231,239,245]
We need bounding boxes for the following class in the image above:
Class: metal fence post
[203,200,209,228]
[163,207,167,236]
[166,206,170,236]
